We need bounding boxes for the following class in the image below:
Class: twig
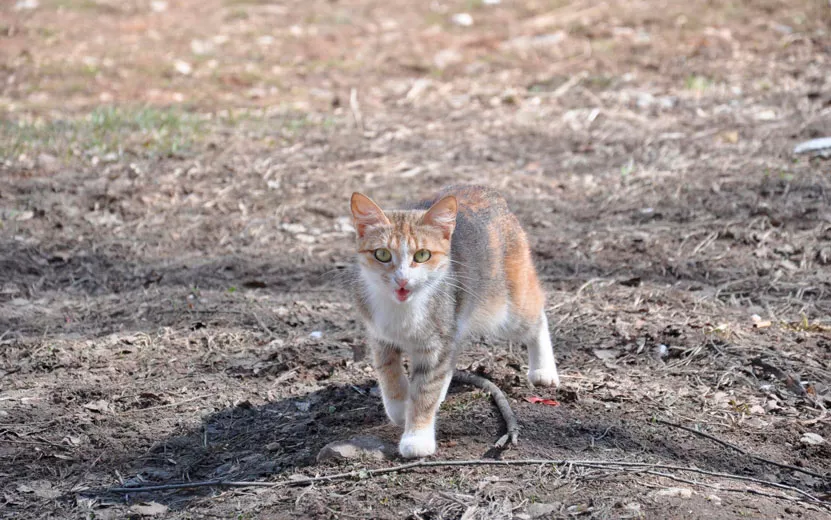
[104,458,824,505]
[451,370,518,448]
[655,419,827,480]
[548,72,588,98]
[644,470,801,503]
[252,312,278,340]
[750,357,813,402]
[349,88,364,132]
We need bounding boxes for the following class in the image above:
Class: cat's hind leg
[524,311,560,387]
[371,342,408,426]
[502,227,560,387]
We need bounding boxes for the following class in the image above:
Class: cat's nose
[395,278,409,288]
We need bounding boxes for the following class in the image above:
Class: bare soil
[1,0,831,518]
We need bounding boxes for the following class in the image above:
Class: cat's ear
[420,195,457,240]
[350,192,390,237]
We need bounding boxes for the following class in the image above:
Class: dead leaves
[82,399,111,414]
[17,481,61,499]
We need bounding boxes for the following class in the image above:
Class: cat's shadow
[124,384,393,487]
[93,380,535,500]
[89,376,786,511]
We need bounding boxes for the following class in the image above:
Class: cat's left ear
[420,195,457,240]
[351,192,390,237]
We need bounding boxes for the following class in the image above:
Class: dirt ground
[2,0,831,518]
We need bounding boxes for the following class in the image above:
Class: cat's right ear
[350,192,390,237]
[420,195,457,240]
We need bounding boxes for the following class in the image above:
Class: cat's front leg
[371,341,408,426]
[399,344,454,458]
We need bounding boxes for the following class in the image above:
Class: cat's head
[350,192,457,304]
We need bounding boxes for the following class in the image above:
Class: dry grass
[1,0,830,518]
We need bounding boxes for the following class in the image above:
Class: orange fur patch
[503,227,544,323]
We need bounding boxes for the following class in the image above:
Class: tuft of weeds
[782,316,831,333]
[685,74,713,93]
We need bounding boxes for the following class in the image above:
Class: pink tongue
[395,289,409,301]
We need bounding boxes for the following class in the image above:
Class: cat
[349,185,559,458]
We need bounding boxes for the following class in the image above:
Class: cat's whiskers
[438,280,489,307]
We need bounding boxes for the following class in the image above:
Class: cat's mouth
[394,287,411,302]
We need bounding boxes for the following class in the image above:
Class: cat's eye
[413,249,431,263]
[373,248,392,263]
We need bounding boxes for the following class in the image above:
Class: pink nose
[396,278,409,288]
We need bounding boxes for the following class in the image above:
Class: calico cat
[349,185,559,458]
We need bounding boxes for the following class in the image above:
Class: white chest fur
[361,272,434,350]
[367,293,433,350]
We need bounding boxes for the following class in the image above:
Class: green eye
[413,249,431,263]
[373,248,392,262]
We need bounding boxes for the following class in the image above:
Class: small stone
[190,39,213,56]
[317,436,395,463]
[636,92,655,108]
[36,153,59,172]
[14,210,34,222]
[749,404,765,415]
[800,433,825,446]
[451,13,473,26]
[82,399,111,413]
[434,49,463,70]
[794,137,831,157]
[652,487,693,499]
[130,502,169,516]
[755,109,777,121]
[280,222,307,234]
[707,494,722,504]
[174,60,192,75]
[527,502,560,518]
[14,0,38,10]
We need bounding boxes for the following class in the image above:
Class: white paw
[528,367,560,387]
[384,399,406,427]
[399,429,436,458]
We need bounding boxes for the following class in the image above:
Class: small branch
[104,458,825,505]
[252,312,278,340]
[452,370,518,448]
[644,470,801,503]
[655,419,827,480]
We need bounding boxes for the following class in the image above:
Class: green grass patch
[46,0,121,13]
[685,74,713,93]
[1,106,207,161]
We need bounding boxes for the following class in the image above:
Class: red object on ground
[524,396,560,406]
